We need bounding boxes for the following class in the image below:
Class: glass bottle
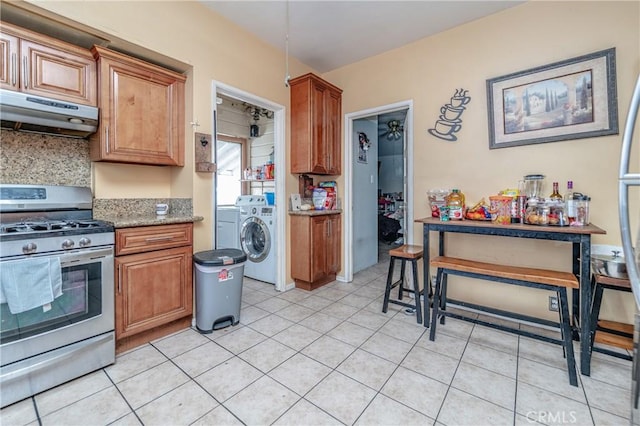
[446,189,465,220]
[549,182,562,201]
[565,181,576,223]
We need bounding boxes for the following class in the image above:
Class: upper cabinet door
[0,21,96,105]
[90,46,186,166]
[324,87,342,175]
[0,32,19,89]
[290,73,343,175]
[21,39,96,105]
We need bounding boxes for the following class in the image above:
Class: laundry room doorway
[344,101,413,281]
[211,81,286,292]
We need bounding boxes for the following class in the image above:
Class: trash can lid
[194,249,247,266]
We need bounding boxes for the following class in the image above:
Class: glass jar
[539,205,550,226]
[573,195,591,226]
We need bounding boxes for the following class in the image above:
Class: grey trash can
[194,249,247,333]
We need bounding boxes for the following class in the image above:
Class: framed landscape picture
[487,48,618,149]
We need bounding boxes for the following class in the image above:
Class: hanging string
[284,0,291,87]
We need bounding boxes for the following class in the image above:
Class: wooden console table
[415,217,606,376]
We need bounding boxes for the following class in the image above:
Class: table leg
[580,236,593,376]
[572,243,580,338]
[423,224,430,328]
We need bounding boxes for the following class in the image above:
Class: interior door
[352,118,378,273]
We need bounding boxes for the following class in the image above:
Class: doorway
[212,81,286,292]
[344,101,414,281]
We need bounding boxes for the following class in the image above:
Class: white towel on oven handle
[0,257,63,314]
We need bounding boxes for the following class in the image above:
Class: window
[216,135,248,205]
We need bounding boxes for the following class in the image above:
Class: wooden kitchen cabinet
[290,73,343,175]
[0,21,96,105]
[90,46,186,166]
[114,223,193,352]
[291,213,341,291]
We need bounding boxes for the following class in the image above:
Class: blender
[523,174,545,202]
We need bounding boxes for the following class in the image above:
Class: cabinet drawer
[116,223,193,255]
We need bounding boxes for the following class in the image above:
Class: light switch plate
[290,194,301,210]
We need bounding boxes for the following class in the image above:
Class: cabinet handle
[11,53,17,86]
[105,126,109,153]
[117,265,122,294]
[22,56,28,89]
[145,236,174,242]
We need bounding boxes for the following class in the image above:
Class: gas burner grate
[0,220,110,235]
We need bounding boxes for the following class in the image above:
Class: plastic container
[446,189,465,220]
[194,249,247,333]
[489,195,513,225]
[264,192,275,205]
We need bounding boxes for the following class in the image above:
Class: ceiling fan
[382,119,404,140]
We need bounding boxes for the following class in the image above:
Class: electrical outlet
[548,296,559,312]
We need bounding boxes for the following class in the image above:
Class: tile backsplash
[0,130,91,187]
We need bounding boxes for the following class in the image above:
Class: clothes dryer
[216,206,240,250]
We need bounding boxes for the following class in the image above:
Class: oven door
[0,246,114,366]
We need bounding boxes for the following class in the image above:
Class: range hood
[0,89,98,138]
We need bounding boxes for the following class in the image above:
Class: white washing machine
[216,206,240,249]
[239,204,277,285]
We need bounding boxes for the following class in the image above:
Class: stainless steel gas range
[0,184,115,408]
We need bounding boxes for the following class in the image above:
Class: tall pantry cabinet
[289,73,343,290]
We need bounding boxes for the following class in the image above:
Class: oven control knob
[22,242,37,254]
[61,239,75,249]
[79,237,91,247]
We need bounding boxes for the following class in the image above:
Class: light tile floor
[1,248,634,426]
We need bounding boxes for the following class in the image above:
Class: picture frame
[357,131,370,163]
[486,48,618,149]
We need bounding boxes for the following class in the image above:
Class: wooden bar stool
[382,244,424,324]
[590,273,633,361]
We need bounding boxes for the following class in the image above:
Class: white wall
[217,96,275,195]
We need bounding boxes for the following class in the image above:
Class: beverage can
[439,206,450,221]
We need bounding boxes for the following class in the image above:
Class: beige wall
[17,1,639,321]
[20,0,313,266]
[324,1,639,321]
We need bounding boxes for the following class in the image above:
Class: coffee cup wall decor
[428,88,471,141]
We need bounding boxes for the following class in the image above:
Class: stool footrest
[388,299,420,310]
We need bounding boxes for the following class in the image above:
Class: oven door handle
[0,333,114,384]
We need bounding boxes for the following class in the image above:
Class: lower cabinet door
[115,245,192,339]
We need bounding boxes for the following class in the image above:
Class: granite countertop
[98,214,204,228]
[93,198,202,228]
[288,209,342,216]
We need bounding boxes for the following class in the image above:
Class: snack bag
[312,188,327,210]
